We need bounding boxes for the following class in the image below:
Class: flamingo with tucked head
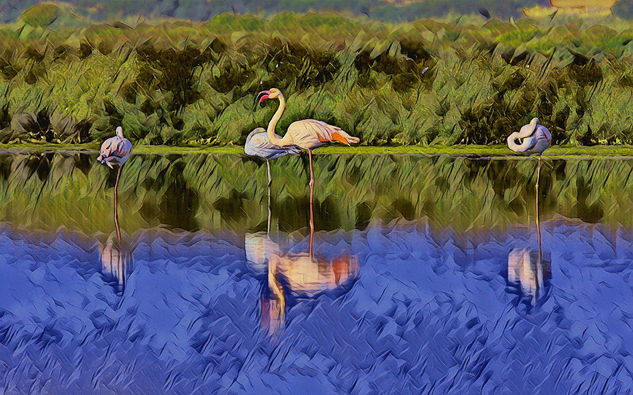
[507,116,551,213]
[244,127,302,187]
[97,126,132,242]
[507,118,551,156]
[97,126,132,169]
[256,88,360,215]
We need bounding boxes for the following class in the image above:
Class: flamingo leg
[309,180,314,259]
[267,170,272,236]
[308,149,314,188]
[266,159,272,187]
[114,165,122,244]
[536,154,542,261]
[308,149,314,258]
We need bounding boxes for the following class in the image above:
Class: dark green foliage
[0,102,10,139]
[566,51,603,87]
[260,39,340,91]
[79,40,92,59]
[135,45,211,111]
[209,63,253,94]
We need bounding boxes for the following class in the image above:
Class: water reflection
[2,152,633,391]
[507,248,551,303]
[507,158,551,304]
[2,152,632,233]
[98,174,132,294]
[99,232,131,293]
[244,176,280,274]
[246,182,359,335]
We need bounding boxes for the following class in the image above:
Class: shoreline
[2,143,633,158]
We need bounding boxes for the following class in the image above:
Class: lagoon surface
[0,153,632,394]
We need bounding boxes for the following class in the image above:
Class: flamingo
[97,126,132,242]
[244,127,302,187]
[507,118,551,156]
[507,117,551,166]
[97,126,133,169]
[256,88,360,216]
[507,117,551,210]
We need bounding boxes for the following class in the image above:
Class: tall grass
[1,10,633,146]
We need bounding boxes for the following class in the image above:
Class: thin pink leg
[308,149,314,258]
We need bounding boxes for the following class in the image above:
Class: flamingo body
[98,126,132,169]
[285,119,360,150]
[507,118,551,155]
[244,127,302,159]
[269,253,359,297]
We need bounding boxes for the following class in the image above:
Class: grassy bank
[2,9,633,148]
[3,143,633,158]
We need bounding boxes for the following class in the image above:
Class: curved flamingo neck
[267,261,286,324]
[267,94,291,146]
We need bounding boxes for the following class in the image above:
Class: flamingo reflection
[99,231,131,293]
[507,159,551,304]
[245,182,359,335]
[262,242,359,334]
[244,180,281,274]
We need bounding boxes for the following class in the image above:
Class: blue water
[1,220,632,394]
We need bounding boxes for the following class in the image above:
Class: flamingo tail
[331,129,360,145]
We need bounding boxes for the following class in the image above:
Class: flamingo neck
[267,261,286,322]
[267,94,290,146]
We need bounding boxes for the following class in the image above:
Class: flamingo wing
[530,125,551,154]
[245,129,301,159]
[288,119,359,149]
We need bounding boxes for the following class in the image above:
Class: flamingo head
[256,88,281,104]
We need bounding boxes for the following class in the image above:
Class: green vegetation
[2,7,633,149]
[0,1,562,23]
[0,152,628,235]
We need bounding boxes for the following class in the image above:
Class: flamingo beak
[256,90,271,105]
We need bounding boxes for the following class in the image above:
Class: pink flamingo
[256,88,360,219]
[97,126,132,242]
